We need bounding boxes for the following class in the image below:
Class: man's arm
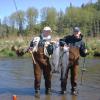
[79,41,89,57]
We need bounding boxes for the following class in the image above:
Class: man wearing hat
[28,26,52,97]
[59,27,88,95]
[41,26,52,40]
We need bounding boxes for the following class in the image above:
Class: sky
[0,0,97,21]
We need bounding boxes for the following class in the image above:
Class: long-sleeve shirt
[63,34,85,49]
[60,34,87,57]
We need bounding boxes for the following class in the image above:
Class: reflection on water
[0,57,99,100]
[0,58,34,95]
[71,95,77,100]
[42,95,77,100]
[79,58,100,87]
[44,95,51,100]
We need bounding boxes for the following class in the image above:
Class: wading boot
[71,88,78,96]
[61,90,67,94]
[45,88,51,95]
[35,89,40,98]
[61,81,67,94]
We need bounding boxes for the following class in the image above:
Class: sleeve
[30,40,34,47]
[80,41,86,50]
[59,35,71,46]
[63,35,72,45]
[23,40,34,53]
[29,37,37,47]
[25,38,35,52]
[79,41,88,57]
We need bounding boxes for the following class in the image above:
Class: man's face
[43,30,51,37]
[74,31,81,38]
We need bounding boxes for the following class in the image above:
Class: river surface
[0,57,100,100]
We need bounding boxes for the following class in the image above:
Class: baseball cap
[73,27,80,32]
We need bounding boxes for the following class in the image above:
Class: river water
[0,57,100,100]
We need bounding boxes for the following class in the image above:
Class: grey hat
[73,27,80,32]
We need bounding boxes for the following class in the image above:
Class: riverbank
[0,36,100,58]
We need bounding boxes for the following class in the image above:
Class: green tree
[40,7,57,32]
[57,10,65,35]
[9,13,17,35]
[26,7,38,34]
[14,10,25,36]
[2,17,10,37]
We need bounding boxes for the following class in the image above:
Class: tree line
[0,0,100,38]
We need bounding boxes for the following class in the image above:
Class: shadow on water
[0,57,100,100]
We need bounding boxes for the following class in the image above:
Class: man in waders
[60,27,88,95]
[28,26,52,97]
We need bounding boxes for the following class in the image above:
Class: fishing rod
[13,0,21,20]
[12,0,36,62]
[12,0,25,35]
[80,29,88,85]
[80,57,87,85]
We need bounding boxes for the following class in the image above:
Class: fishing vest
[30,35,53,56]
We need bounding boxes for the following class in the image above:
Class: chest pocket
[46,44,53,55]
[38,40,45,47]
[74,41,81,48]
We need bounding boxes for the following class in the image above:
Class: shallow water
[0,57,100,100]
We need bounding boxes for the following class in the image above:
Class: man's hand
[28,47,33,54]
